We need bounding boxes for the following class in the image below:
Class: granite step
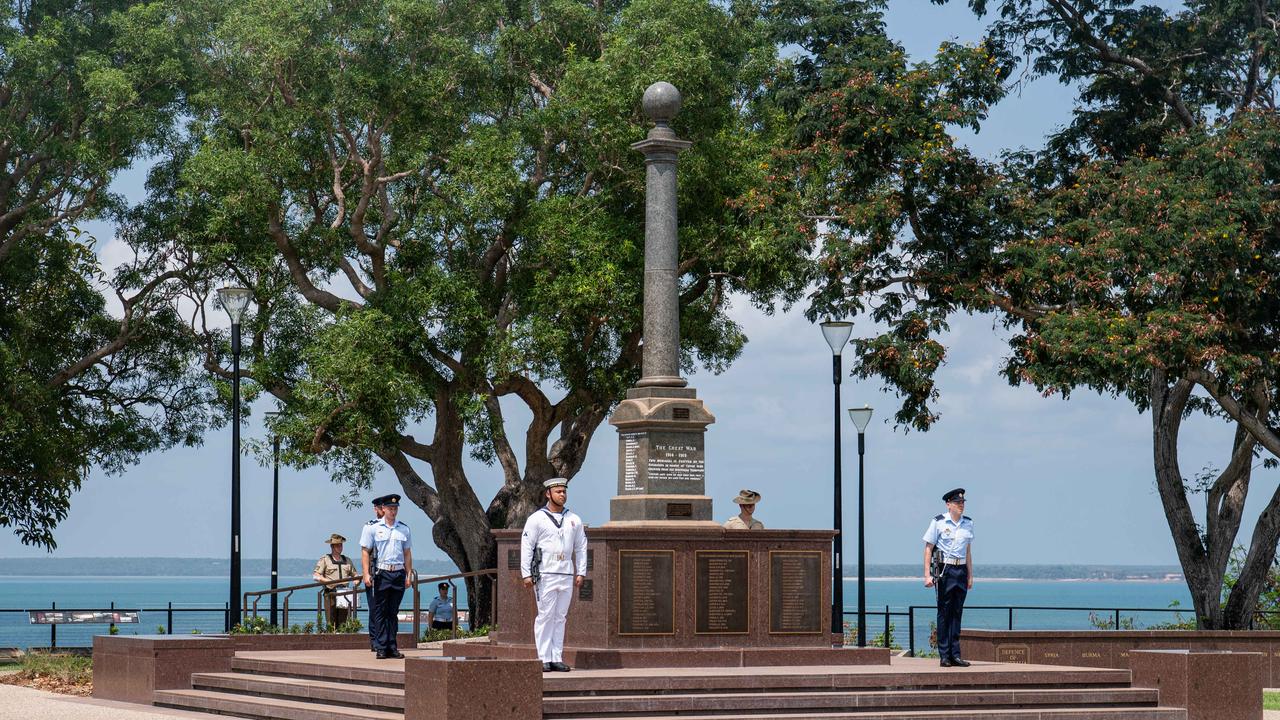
[541,687,1162,716]
[230,656,405,687]
[191,671,405,711]
[541,668,1134,696]
[154,688,403,720]
[544,708,1186,720]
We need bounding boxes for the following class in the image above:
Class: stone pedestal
[404,657,542,720]
[607,387,717,524]
[484,526,886,667]
[1130,649,1263,720]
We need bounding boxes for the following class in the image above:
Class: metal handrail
[240,568,499,641]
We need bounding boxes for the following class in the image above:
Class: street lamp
[848,405,873,647]
[263,411,282,628]
[217,285,252,630]
[820,320,854,644]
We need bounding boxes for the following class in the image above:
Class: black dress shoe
[388,649,405,659]
[951,657,971,667]
[550,662,571,672]
[542,662,554,672]
[376,652,390,659]
[939,657,954,667]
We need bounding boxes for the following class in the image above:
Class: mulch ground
[0,672,92,696]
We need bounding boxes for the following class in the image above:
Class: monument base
[443,641,889,669]
[493,527,861,656]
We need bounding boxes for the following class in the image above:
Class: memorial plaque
[618,550,675,635]
[616,430,706,495]
[695,551,749,634]
[768,551,822,634]
[586,549,594,571]
[666,503,693,518]
[507,548,519,569]
[579,579,594,602]
[996,644,1029,663]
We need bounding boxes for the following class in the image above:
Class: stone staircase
[153,653,1187,719]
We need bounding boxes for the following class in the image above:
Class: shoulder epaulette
[962,515,972,521]
[934,514,944,521]
[398,521,409,528]
[366,519,377,524]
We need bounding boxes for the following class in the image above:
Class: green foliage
[14,652,93,685]
[0,0,209,550]
[420,624,492,643]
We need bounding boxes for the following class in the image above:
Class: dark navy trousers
[371,569,406,652]
[365,583,377,649]
[936,564,969,660]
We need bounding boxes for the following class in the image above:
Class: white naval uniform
[520,506,588,663]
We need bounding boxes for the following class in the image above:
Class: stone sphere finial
[641,82,681,125]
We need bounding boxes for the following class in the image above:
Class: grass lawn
[1265,691,1280,710]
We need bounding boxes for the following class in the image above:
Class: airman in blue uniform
[923,487,973,667]
[360,493,413,659]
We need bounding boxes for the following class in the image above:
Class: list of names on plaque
[769,552,821,634]
[621,433,643,492]
[618,550,675,635]
[696,551,749,634]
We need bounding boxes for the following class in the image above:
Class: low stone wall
[961,629,1280,685]
[93,631,416,704]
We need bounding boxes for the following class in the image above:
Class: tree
[135,0,814,622]
[785,0,1280,627]
[0,0,211,549]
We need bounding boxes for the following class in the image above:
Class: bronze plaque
[768,551,822,634]
[996,644,1029,663]
[696,551,749,634]
[578,578,594,602]
[586,549,594,571]
[617,550,675,635]
[666,503,693,518]
[507,549,519,569]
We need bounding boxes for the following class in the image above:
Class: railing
[837,605,1280,657]
[242,568,499,642]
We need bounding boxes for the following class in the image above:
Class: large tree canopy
[127,0,830,621]
[0,0,211,549]
[788,0,1280,627]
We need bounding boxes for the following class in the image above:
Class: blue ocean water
[0,575,1193,651]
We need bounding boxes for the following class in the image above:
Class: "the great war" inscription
[618,550,675,635]
[696,551,749,634]
[769,551,821,634]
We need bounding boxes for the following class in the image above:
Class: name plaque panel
[769,551,822,634]
[617,550,675,635]
[695,551,749,634]
[616,430,706,495]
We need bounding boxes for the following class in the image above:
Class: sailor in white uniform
[520,477,588,672]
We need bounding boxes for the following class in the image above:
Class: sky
[5,0,1255,568]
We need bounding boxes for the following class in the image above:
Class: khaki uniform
[314,553,357,628]
[723,515,764,530]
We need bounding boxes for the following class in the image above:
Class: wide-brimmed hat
[732,489,761,505]
[325,533,346,545]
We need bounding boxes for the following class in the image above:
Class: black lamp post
[264,411,282,628]
[217,286,252,630]
[820,320,853,644]
[848,405,873,647]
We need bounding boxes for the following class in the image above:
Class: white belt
[377,563,404,571]
[943,557,966,565]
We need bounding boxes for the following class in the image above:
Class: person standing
[362,502,385,651]
[361,493,413,659]
[520,478,588,672]
[426,582,455,632]
[723,489,764,529]
[313,533,357,629]
[923,488,974,667]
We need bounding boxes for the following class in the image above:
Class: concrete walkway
[0,684,212,720]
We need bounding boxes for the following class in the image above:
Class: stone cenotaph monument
[471,83,887,668]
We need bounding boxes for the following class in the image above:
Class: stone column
[632,81,691,388]
[606,82,717,526]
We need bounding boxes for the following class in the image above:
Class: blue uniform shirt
[923,513,974,561]
[427,596,454,621]
[360,519,412,566]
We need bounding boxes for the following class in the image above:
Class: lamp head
[848,406,874,432]
[216,286,252,324]
[820,320,854,355]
